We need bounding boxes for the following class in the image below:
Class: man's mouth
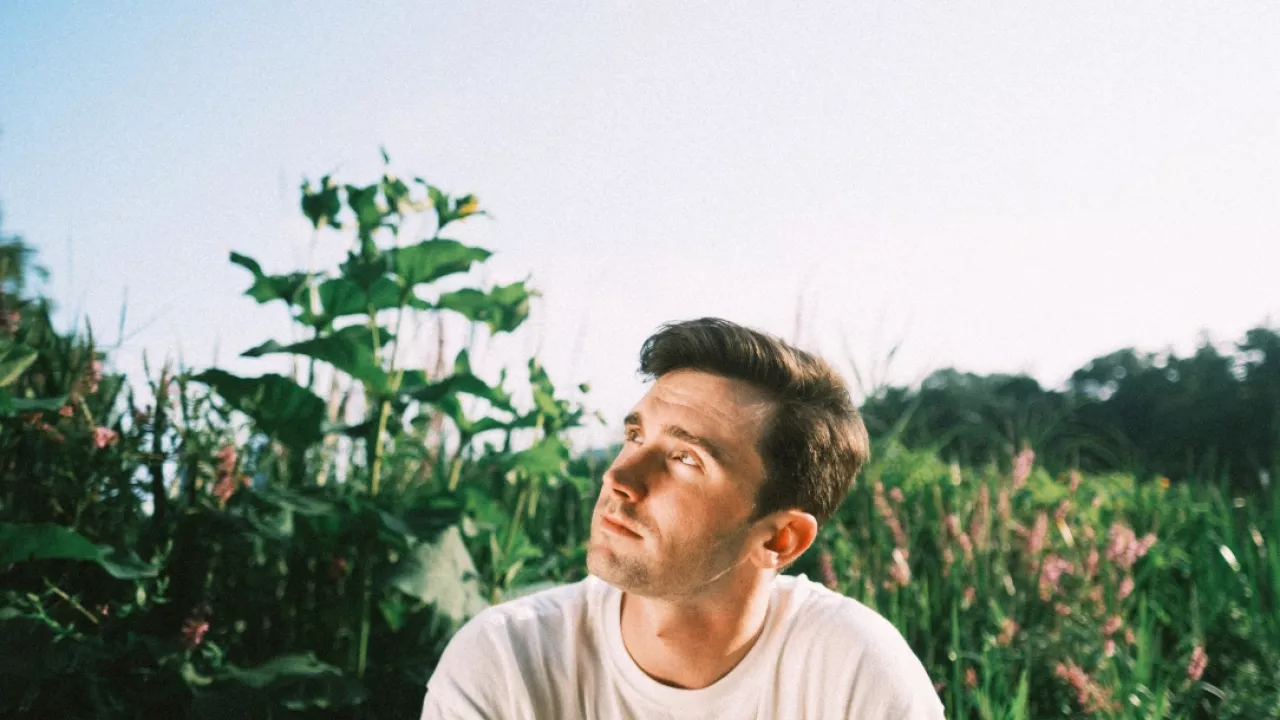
[600,514,643,539]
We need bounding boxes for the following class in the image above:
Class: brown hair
[638,317,870,526]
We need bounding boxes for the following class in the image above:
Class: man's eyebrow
[623,411,727,465]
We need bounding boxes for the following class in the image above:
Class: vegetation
[860,329,1280,488]
[1,163,1278,718]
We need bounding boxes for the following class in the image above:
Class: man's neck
[618,572,774,690]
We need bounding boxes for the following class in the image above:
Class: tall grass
[806,444,1280,718]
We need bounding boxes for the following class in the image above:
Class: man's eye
[624,429,641,443]
[676,451,699,467]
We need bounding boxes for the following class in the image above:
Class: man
[421,318,944,719]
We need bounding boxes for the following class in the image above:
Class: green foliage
[0,160,594,719]
[861,328,1280,488]
[803,441,1280,718]
[193,369,326,448]
[4,168,1278,719]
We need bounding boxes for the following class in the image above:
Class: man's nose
[602,447,657,502]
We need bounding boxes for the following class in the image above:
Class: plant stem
[369,399,392,496]
[44,578,99,625]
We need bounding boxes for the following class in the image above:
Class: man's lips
[600,514,643,538]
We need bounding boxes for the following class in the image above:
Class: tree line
[859,327,1280,488]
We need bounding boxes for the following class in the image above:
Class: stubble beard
[588,516,752,599]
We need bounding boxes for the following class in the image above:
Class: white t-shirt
[420,573,945,719]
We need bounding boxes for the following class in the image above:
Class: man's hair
[638,317,870,527]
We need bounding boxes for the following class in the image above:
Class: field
[2,168,1278,718]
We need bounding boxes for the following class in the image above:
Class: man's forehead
[633,370,772,435]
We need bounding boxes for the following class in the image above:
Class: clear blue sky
[3,1,1278,443]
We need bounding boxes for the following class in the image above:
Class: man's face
[587,369,774,598]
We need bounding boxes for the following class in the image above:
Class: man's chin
[586,546,645,589]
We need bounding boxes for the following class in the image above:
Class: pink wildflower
[215,444,237,475]
[58,405,74,418]
[997,618,1019,646]
[888,548,911,588]
[1039,554,1074,599]
[962,586,976,607]
[944,514,962,538]
[92,427,119,450]
[1027,512,1049,558]
[1012,448,1035,490]
[328,556,350,582]
[1087,585,1105,614]
[964,667,978,689]
[213,474,237,507]
[970,483,990,551]
[1104,638,1116,658]
[1055,660,1118,713]
[1106,524,1156,570]
[873,482,910,556]
[84,360,103,395]
[1101,616,1123,636]
[818,550,838,590]
[1068,469,1082,494]
[1084,548,1100,579]
[0,309,20,334]
[37,420,65,443]
[1187,645,1207,682]
[1124,628,1136,645]
[1117,576,1134,601]
[1054,603,1072,616]
[888,487,904,504]
[182,617,210,649]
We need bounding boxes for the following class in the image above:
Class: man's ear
[756,510,818,570]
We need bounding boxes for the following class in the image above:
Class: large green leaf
[0,523,159,579]
[8,395,67,414]
[381,173,418,216]
[434,281,534,334]
[418,181,483,229]
[507,435,569,476]
[402,350,513,412]
[193,369,326,447]
[389,525,488,625]
[230,252,310,306]
[300,175,342,230]
[298,276,405,327]
[426,394,534,437]
[0,522,99,565]
[388,239,490,289]
[242,325,392,392]
[338,248,391,292]
[97,547,160,579]
[345,183,386,238]
[192,653,366,717]
[0,341,37,387]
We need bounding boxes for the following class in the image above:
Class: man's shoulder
[452,575,598,642]
[776,575,944,717]
[778,574,902,641]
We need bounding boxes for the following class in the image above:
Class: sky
[2,1,1278,445]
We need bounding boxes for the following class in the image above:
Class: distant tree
[861,327,1280,488]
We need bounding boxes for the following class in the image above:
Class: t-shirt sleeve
[805,599,947,720]
[851,630,946,720]
[419,614,514,720]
